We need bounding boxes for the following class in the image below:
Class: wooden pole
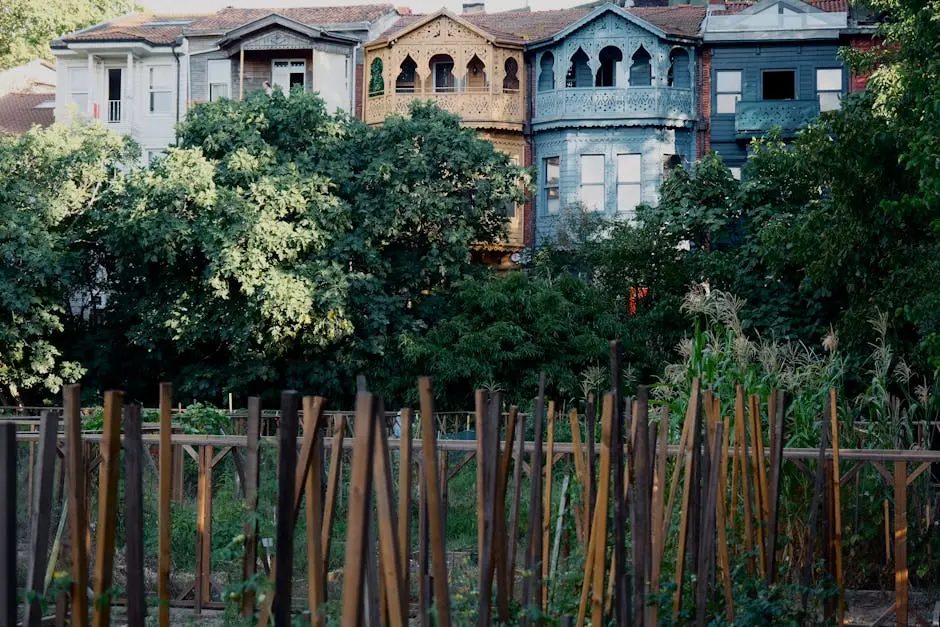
[507,411,525,602]
[673,386,701,620]
[158,383,172,627]
[418,377,451,627]
[292,397,325,523]
[568,409,588,545]
[0,424,16,627]
[124,405,146,626]
[194,444,213,614]
[633,388,652,625]
[736,385,756,576]
[695,421,724,627]
[241,398,261,617]
[541,400,555,609]
[24,411,59,627]
[341,394,379,627]
[829,388,844,624]
[475,390,487,564]
[894,462,907,627]
[590,394,614,627]
[91,390,123,627]
[371,398,409,627]
[64,385,88,627]
[478,392,500,624]
[304,397,326,626]
[495,406,518,622]
[322,415,345,589]
[610,341,629,627]
[521,373,546,623]
[716,417,734,621]
[766,390,787,585]
[398,408,413,600]
[649,406,670,626]
[239,46,245,99]
[274,391,299,627]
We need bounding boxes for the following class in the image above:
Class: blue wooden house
[526,3,705,244]
[703,0,849,177]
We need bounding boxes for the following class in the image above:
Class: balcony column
[239,46,245,100]
[126,52,133,127]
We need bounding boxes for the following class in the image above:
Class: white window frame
[207,59,230,102]
[544,156,560,215]
[715,70,742,114]
[148,66,174,115]
[272,58,306,93]
[616,153,641,216]
[816,68,843,112]
[68,67,89,114]
[580,154,605,213]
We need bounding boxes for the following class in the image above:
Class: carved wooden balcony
[735,99,820,138]
[364,89,525,131]
[532,86,695,129]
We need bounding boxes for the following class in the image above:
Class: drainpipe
[172,38,182,144]
[350,42,361,118]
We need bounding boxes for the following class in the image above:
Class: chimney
[462,2,485,14]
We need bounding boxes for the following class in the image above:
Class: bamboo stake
[542,400,556,609]
[736,385,756,576]
[673,386,702,620]
[568,408,588,545]
[649,406,670,626]
[549,474,571,589]
[91,391,123,627]
[521,374,546,623]
[398,409,413,599]
[322,415,346,587]
[241,398,261,617]
[895,462,908,627]
[477,392,501,625]
[590,394,614,627]
[124,405,146,626]
[749,394,769,579]
[495,406,518,623]
[884,499,891,567]
[24,411,59,627]
[158,383,173,627]
[475,390,487,564]
[64,385,88,627]
[418,377,451,627]
[507,411,525,603]
[829,388,844,625]
[304,398,326,627]
[341,394,379,627]
[716,417,733,621]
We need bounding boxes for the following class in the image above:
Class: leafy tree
[0,0,136,69]
[0,123,134,403]
[92,92,525,401]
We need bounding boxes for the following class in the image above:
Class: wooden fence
[2,372,939,626]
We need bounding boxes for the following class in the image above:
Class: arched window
[629,46,652,87]
[503,57,520,92]
[566,47,591,88]
[465,54,488,92]
[396,55,419,93]
[429,54,456,93]
[368,57,384,96]
[595,46,623,88]
[538,52,555,92]
[667,48,690,88]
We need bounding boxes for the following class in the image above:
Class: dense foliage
[0,0,136,69]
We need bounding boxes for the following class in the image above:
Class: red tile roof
[56,5,397,45]
[0,93,55,134]
[185,5,396,33]
[712,0,848,15]
[376,5,705,44]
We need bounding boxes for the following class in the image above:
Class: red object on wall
[847,35,882,92]
[92,102,100,119]
[354,62,364,120]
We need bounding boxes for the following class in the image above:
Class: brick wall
[354,62,364,120]
[698,47,711,158]
[847,35,879,92]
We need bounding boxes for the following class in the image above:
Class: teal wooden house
[527,4,705,244]
[703,0,850,177]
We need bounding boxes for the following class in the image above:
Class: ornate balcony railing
[735,99,819,137]
[364,91,525,127]
[533,87,695,125]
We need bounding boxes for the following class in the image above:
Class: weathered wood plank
[590,394,614,627]
[124,405,146,626]
[695,422,723,627]
[716,417,733,621]
[274,391,299,626]
[495,406,518,622]
[241,398,261,617]
[541,400,556,610]
[194,444,214,615]
[633,388,652,626]
[24,411,59,627]
[649,406,670,626]
[158,383,173,627]
[478,392,500,624]
[292,397,325,524]
[828,389,844,624]
[736,385,756,577]
[521,374,546,624]
[418,378,451,627]
[673,385,701,620]
[397,409,413,601]
[91,391,123,627]
[507,410,525,603]
[610,341,629,627]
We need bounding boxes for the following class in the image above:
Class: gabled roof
[0,93,55,134]
[185,5,396,35]
[215,13,359,47]
[710,0,847,16]
[53,5,397,48]
[54,12,206,47]
[371,4,704,49]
